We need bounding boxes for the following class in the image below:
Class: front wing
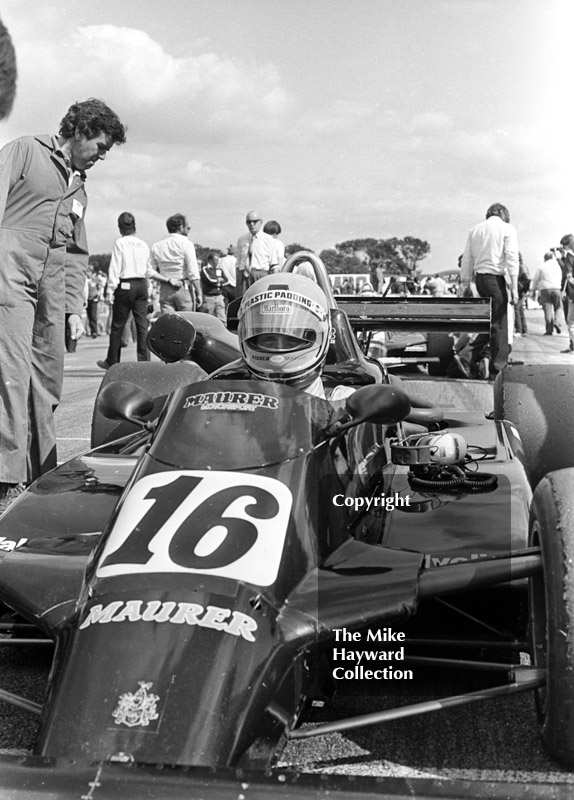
[0,755,561,799]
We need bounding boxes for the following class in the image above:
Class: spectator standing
[425,274,448,296]
[387,275,410,296]
[86,267,103,337]
[200,251,228,322]
[559,234,574,351]
[461,203,519,380]
[218,244,237,303]
[236,210,281,293]
[97,212,151,370]
[514,254,530,336]
[148,213,202,313]
[407,274,421,295]
[148,280,161,318]
[374,263,385,293]
[263,220,286,268]
[531,251,563,336]
[0,98,126,512]
[558,236,574,287]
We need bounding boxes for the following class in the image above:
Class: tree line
[89,236,430,283]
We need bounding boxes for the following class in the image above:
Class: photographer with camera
[558,234,574,353]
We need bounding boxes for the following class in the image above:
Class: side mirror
[147,313,196,363]
[97,381,155,428]
[339,384,411,431]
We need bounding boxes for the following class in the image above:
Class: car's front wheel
[529,468,574,766]
[494,364,574,489]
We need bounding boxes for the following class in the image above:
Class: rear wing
[336,296,491,333]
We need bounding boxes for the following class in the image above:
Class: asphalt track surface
[2,305,574,788]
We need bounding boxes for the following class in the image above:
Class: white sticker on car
[96,471,292,586]
[0,537,27,552]
[183,391,279,412]
[79,599,258,641]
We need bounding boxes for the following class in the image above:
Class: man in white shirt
[97,212,151,369]
[263,219,286,267]
[236,209,280,295]
[461,203,519,380]
[218,244,237,304]
[425,274,448,296]
[148,213,202,313]
[531,252,563,336]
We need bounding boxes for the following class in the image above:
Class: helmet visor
[248,330,317,353]
[240,298,327,343]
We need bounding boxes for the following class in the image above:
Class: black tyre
[426,332,453,376]
[493,363,574,488]
[529,468,574,765]
[91,362,207,448]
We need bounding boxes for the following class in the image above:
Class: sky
[1,0,572,274]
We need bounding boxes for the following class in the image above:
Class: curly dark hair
[485,203,510,223]
[59,98,127,144]
[0,17,16,120]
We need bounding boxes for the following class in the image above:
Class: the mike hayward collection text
[332,626,414,681]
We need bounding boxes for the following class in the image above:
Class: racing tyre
[91,361,207,448]
[529,468,574,765]
[493,364,574,488]
[426,332,453,376]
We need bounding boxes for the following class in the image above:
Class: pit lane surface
[2,308,574,787]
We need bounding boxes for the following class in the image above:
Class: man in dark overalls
[0,99,127,512]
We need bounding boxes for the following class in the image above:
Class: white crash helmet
[238,273,332,388]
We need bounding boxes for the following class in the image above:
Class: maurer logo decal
[80,599,258,641]
[183,391,279,412]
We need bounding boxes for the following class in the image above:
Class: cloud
[8,24,291,145]
[438,0,493,11]
[185,158,222,185]
[411,111,454,132]
[301,99,378,135]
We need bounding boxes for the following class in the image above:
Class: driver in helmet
[237,272,334,397]
[214,272,343,399]
[226,274,462,466]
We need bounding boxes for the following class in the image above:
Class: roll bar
[281,251,338,309]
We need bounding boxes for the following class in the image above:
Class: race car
[0,251,572,798]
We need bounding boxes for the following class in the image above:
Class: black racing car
[0,252,572,798]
